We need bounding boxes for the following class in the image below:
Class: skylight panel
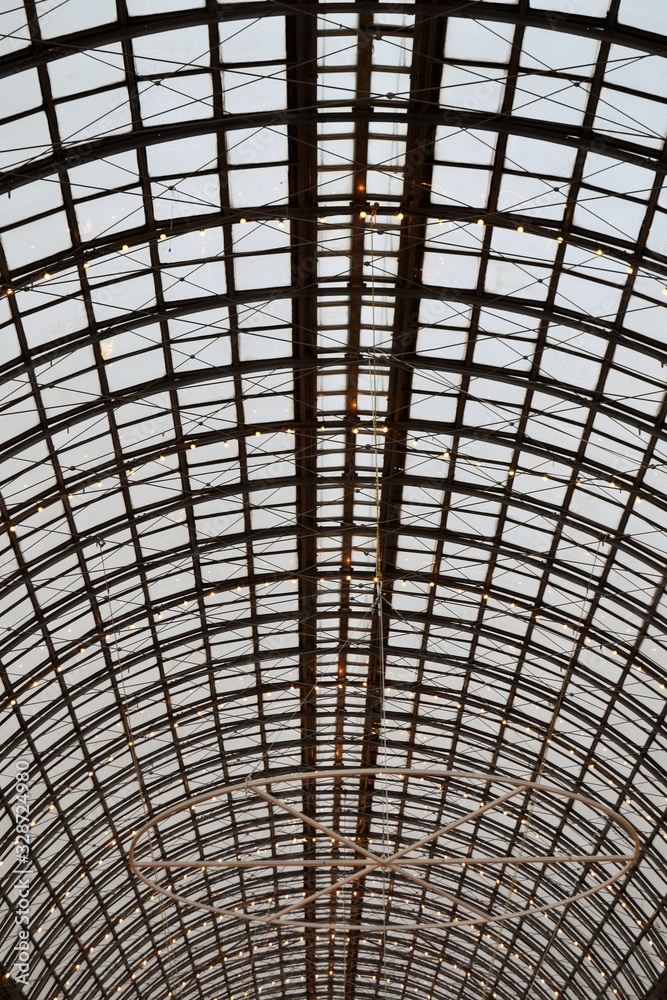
[491,227,556,264]
[229,165,288,208]
[37,0,117,38]
[486,258,552,300]
[514,75,589,125]
[371,68,411,103]
[129,0,204,10]
[76,189,145,241]
[162,261,226,300]
[55,87,133,143]
[366,168,403,200]
[593,88,667,148]
[154,174,220,218]
[474,333,532,371]
[318,137,354,168]
[0,111,51,172]
[624,292,667,338]
[423,248,482,290]
[221,18,286,63]
[531,0,609,11]
[2,178,64,230]
[1,210,72,270]
[138,73,214,125]
[618,0,667,33]
[234,251,290,291]
[223,65,287,113]
[605,46,667,101]
[555,273,623,323]
[434,125,497,167]
[37,346,100,415]
[440,64,507,114]
[92,273,157,321]
[0,2,29,57]
[242,372,294,425]
[0,67,42,119]
[318,32,357,68]
[317,168,354,199]
[431,164,491,210]
[105,337,166,393]
[48,44,126,99]
[133,26,211,75]
[318,71,357,104]
[227,125,288,165]
[444,17,515,63]
[505,133,577,179]
[521,27,600,75]
[172,327,232,371]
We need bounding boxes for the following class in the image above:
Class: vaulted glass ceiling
[1,3,667,1000]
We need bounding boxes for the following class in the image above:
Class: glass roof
[1,2,667,1000]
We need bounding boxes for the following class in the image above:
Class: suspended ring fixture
[129,769,639,932]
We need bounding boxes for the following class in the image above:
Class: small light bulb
[239,217,247,225]
[359,211,367,220]
[199,229,206,237]
[278,219,285,228]
[159,233,167,241]
[477,218,485,226]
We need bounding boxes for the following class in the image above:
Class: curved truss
[1,4,667,1000]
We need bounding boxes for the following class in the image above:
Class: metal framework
[1,3,667,1000]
